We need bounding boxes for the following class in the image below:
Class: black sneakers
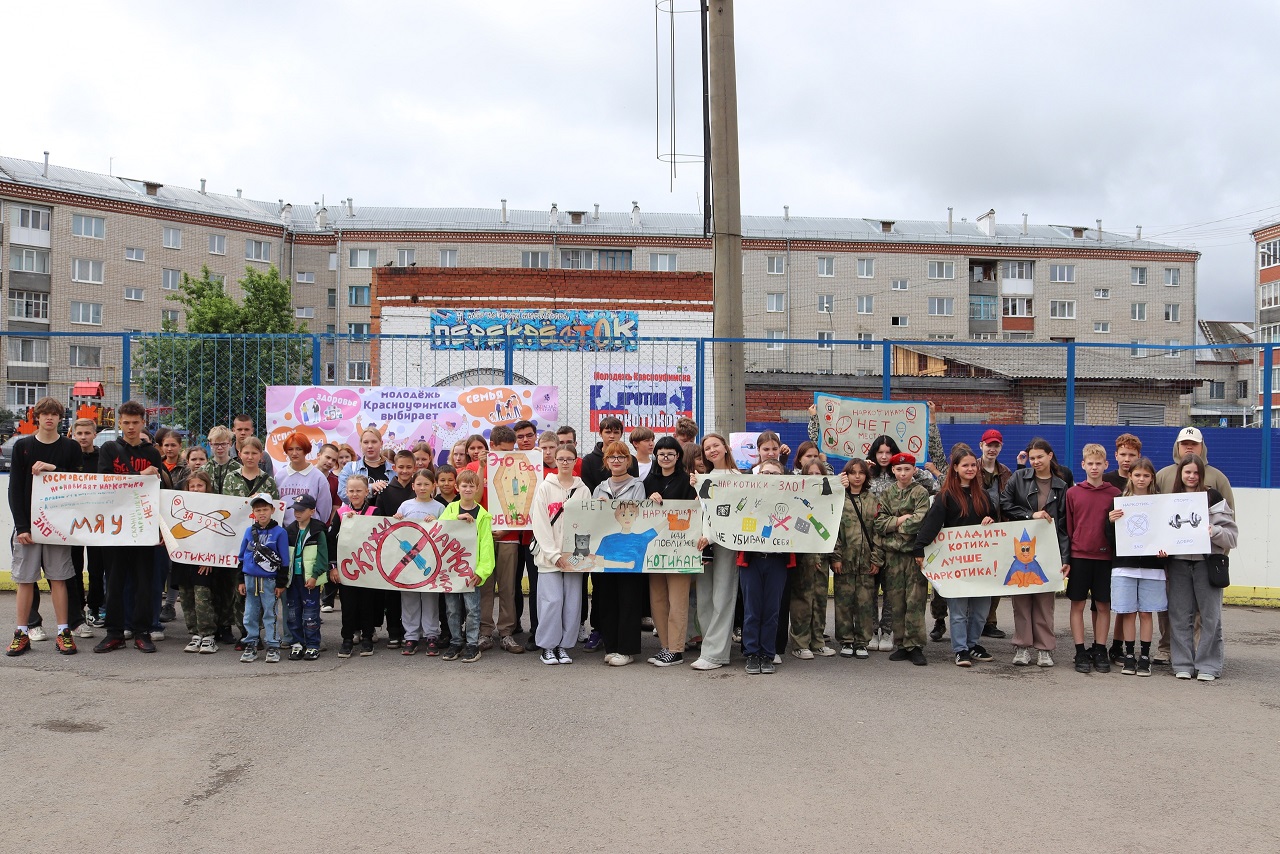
[955,650,972,667]
[1136,655,1152,677]
[981,624,1006,639]
[1074,649,1093,674]
[759,655,776,675]
[929,619,946,641]
[745,654,762,675]
[1092,646,1111,674]
[338,639,354,658]
[969,644,993,662]
[908,647,927,666]
[1121,654,1138,675]
[888,647,911,662]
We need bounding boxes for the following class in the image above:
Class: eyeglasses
[656,451,679,458]
[606,455,628,462]
[210,442,231,447]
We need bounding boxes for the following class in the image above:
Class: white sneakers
[1012,647,1032,666]
[577,625,590,643]
[690,658,722,671]
[814,646,837,657]
[606,653,633,667]
[184,635,202,653]
[27,626,48,642]
[1175,671,1193,680]
[1196,672,1215,682]
[75,623,95,638]
[1037,650,1054,668]
[792,648,814,660]
[876,632,894,652]
[198,637,218,654]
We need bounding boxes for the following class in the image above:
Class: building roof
[0,154,1195,255]
[894,342,1199,382]
[1197,320,1254,362]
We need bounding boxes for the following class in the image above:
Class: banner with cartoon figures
[1113,492,1210,557]
[159,491,286,568]
[264,385,560,467]
[558,498,703,573]
[729,432,759,471]
[919,519,1065,597]
[29,472,161,547]
[486,450,543,530]
[334,514,480,592]
[694,473,842,554]
[814,393,928,464]
[588,364,694,432]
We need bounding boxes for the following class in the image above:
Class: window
[1131,266,1147,285]
[521,251,549,269]
[928,333,955,340]
[327,289,337,309]
[396,249,415,267]
[649,252,676,271]
[124,287,144,301]
[927,260,954,280]
[598,250,632,271]
[857,258,874,278]
[16,207,50,231]
[325,324,335,334]
[162,309,180,325]
[328,251,338,271]
[125,247,145,262]
[1116,402,1166,426]
[69,344,101,368]
[163,227,182,249]
[325,363,336,381]
[971,332,996,341]
[767,256,785,275]
[816,331,833,350]
[245,239,270,262]
[765,330,785,351]
[969,295,997,320]
[892,278,908,291]
[1002,297,1033,317]
[1002,261,1033,280]
[1208,381,1225,400]
[561,249,594,270]
[1131,302,1147,321]
[440,249,459,267]
[817,294,833,314]
[8,337,48,365]
[1049,300,1076,319]
[1129,339,1147,357]
[1261,239,1280,269]
[71,258,104,284]
[857,295,874,314]
[70,301,103,325]
[72,214,105,238]
[348,323,370,336]
[1094,288,1111,300]
[1261,282,1280,309]
[766,293,785,312]
[1094,321,1111,333]
[1164,303,1181,322]
[856,333,874,351]
[348,286,370,306]
[209,234,226,255]
[891,315,909,327]
[1238,380,1249,399]
[817,257,834,277]
[1164,339,1181,357]
[347,361,371,382]
[9,247,50,273]
[1004,332,1034,340]
[928,297,954,316]
[1049,264,1075,283]
[295,307,315,319]
[1164,268,1181,286]
[349,248,377,268]
[6,383,47,408]
[210,273,225,287]
[296,271,316,284]
[9,290,49,321]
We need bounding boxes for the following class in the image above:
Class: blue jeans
[947,596,992,654]
[445,589,481,646]
[243,577,281,649]
[286,575,321,649]
[739,555,789,659]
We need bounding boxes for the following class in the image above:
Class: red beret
[889,452,916,467]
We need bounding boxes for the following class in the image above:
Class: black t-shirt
[456,504,480,520]
[364,461,389,484]
[1102,471,1128,491]
[8,434,83,534]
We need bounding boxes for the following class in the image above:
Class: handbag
[1205,553,1230,589]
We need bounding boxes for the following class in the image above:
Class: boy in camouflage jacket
[873,453,932,664]
[831,459,884,657]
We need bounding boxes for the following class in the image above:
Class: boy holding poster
[873,453,931,666]
[285,494,329,661]
[1064,444,1122,675]
[438,470,495,663]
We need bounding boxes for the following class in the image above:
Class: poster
[729,432,758,471]
[264,384,560,466]
[559,498,702,573]
[486,450,543,530]
[29,472,160,547]
[920,519,1065,597]
[588,364,694,432]
[814,393,928,464]
[334,514,479,592]
[1113,492,1210,557]
[158,490,286,568]
[429,308,639,352]
[694,473,842,553]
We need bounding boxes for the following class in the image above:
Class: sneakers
[981,624,1006,639]
[555,647,573,664]
[760,656,776,674]
[1074,649,1093,674]
[524,636,540,652]
[199,637,219,654]
[745,654,762,675]
[814,646,837,657]
[338,640,354,658]
[583,630,602,651]
[86,610,105,629]
[7,630,31,657]
[840,643,855,658]
[477,636,495,652]
[1197,672,1216,682]
[265,648,281,664]
[461,644,481,663]
[1092,646,1111,674]
[75,623,95,638]
[578,625,590,643]
[320,604,334,613]
[540,648,559,665]
[1175,670,1193,680]
[28,625,48,642]
[303,648,319,661]
[442,644,462,661]
[289,643,304,661]
[360,639,375,656]
[500,635,525,654]
[93,636,125,653]
[651,649,683,667]
[969,644,993,662]
[773,654,782,664]
[792,648,814,660]
[888,647,911,662]
[159,604,176,623]
[240,646,258,663]
[877,632,895,652]
[1136,655,1152,677]
[150,629,165,642]
[52,629,77,654]
[731,627,743,645]
[1152,655,1171,666]
[608,654,633,667]
[909,647,928,666]
[425,637,441,656]
[1109,644,1125,665]
[385,638,402,650]
[690,658,722,671]
[1012,647,1032,666]
[135,634,157,653]
[1037,650,1054,668]
[184,635,202,653]
[123,629,134,640]
[402,640,419,656]
[868,630,880,651]
[929,619,946,642]
[1121,654,1138,676]
[853,645,870,660]
[955,650,972,667]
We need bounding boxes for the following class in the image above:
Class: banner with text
[334,513,479,592]
[588,364,694,432]
[159,490,286,568]
[487,450,543,530]
[695,474,841,553]
[29,472,160,547]
[559,498,702,573]
[814,393,929,464]
[429,308,639,352]
[1113,492,1210,557]
[920,519,1065,597]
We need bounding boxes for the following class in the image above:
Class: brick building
[1253,221,1280,426]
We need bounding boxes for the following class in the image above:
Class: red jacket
[1064,480,1121,560]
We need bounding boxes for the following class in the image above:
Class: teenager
[465,427,522,653]
[217,437,278,650]
[204,426,240,494]
[874,453,931,666]
[630,426,656,480]
[513,420,541,647]
[1064,444,1122,674]
[690,433,740,671]
[277,432,333,528]
[977,429,1013,639]
[373,450,419,650]
[530,444,587,664]
[587,442,649,666]
[1106,458,1165,676]
[643,436,696,666]
[449,440,469,470]
[789,458,834,659]
[737,460,795,674]
[338,427,391,504]
[831,459,881,658]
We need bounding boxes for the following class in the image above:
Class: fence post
[311,335,322,385]
[1064,342,1076,462]
[1263,344,1274,489]
[503,332,514,385]
[881,341,891,400]
[121,332,131,404]
[695,338,706,429]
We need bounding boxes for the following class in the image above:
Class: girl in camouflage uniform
[789,458,838,658]
[831,459,883,658]
[873,453,932,665]
[176,472,221,654]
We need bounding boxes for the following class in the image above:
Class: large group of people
[6,396,1240,682]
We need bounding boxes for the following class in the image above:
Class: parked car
[0,433,21,472]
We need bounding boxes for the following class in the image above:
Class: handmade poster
[729,433,759,471]
[814,393,928,464]
[1113,492,1210,557]
[334,514,479,592]
[158,490,286,568]
[588,364,694,432]
[29,472,160,547]
[264,384,560,466]
[919,519,1065,597]
[429,308,639,352]
[487,450,543,530]
[694,473,842,553]
[559,498,702,573]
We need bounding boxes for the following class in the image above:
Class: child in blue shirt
[237,495,289,663]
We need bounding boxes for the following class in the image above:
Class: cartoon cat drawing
[1003,528,1048,588]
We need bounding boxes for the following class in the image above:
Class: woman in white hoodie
[530,444,588,665]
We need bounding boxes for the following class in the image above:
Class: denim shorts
[1110,576,1167,614]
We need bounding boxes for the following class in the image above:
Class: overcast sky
[9,0,1277,321]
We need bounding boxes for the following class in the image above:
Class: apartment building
[1252,220,1280,425]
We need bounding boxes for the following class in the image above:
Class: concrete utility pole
[707,0,745,434]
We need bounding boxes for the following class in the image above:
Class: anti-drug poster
[814,393,928,464]
[588,364,694,432]
[729,432,759,471]
[335,513,479,592]
[29,472,161,547]
[694,474,842,554]
[487,450,543,530]
[264,384,560,467]
[559,498,702,573]
[1113,492,1210,557]
[920,519,1065,597]
[159,490,286,568]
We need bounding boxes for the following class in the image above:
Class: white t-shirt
[397,498,444,521]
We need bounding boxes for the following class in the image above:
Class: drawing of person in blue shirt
[586,501,658,572]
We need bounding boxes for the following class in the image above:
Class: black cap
[292,493,317,510]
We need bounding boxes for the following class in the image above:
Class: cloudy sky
[9,1,1276,321]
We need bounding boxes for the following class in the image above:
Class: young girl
[789,458,835,659]
[1106,457,1166,676]
[691,432,741,671]
[791,441,832,476]
[530,443,587,665]
[1166,454,1238,682]
[831,459,881,658]
[752,430,790,473]
[179,446,207,491]
[644,436,697,667]
[412,441,436,475]
[736,459,794,674]
[630,427,656,480]
[464,434,489,464]
[913,446,997,667]
[873,452,931,665]
[331,475,379,657]
[338,444,356,469]
[177,472,220,654]
[220,438,279,499]
[395,470,446,656]
[449,440,469,470]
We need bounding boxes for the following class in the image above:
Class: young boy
[466,425,525,653]
[872,453,931,666]
[1103,433,1141,491]
[372,449,418,649]
[204,425,241,494]
[396,470,446,655]
[438,470,495,663]
[285,494,329,660]
[434,464,459,506]
[1064,443,1122,674]
[6,397,82,657]
[237,496,289,663]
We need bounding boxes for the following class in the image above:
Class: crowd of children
[5,397,1242,682]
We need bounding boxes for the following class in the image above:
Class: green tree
[136,265,312,438]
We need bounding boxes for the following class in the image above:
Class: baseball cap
[1176,427,1203,444]
[249,494,274,509]
[981,429,1003,445]
[292,493,317,510]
